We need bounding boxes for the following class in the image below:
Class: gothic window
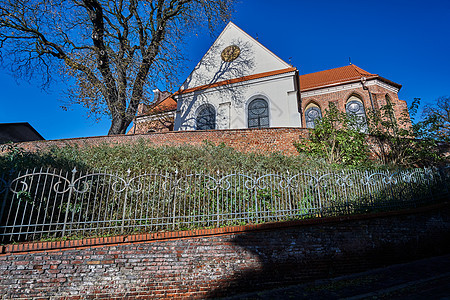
[305,105,322,128]
[385,94,396,120]
[346,96,368,132]
[196,105,216,130]
[385,94,392,105]
[248,98,269,128]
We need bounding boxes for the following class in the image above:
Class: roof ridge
[350,64,376,77]
[299,64,382,91]
[301,64,376,77]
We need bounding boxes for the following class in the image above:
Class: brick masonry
[1,203,449,299]
[301,85,409,127]
[12,127,310,156]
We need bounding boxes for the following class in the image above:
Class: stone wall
[1,203,449,299]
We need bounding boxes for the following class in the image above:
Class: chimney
[152,88,161,103]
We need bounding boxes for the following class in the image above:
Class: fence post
[438,167,450,197]
[253,172,259,222]
[0,171,13,242]
[216,170,220,227]
[172,169,179,230]
[62,168,77,237]
[0,171,12,225]
[315,170,323,217]
[341,170,350,215]
[121,169,132,234]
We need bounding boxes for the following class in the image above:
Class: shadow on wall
[206,205,450,298]
[176,39,255,130]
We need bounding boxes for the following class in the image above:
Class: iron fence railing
[0,167,449,243]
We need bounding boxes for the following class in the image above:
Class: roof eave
[300,76,375,92]
[377,76,402,90]
[300,75,402,92]
[173,67,297,96]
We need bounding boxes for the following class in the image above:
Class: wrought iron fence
[0,167,449,243]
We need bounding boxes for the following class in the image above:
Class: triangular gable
[180,22,291,90]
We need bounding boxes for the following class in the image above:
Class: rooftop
[137,65,402,117]
[299,64,401,91]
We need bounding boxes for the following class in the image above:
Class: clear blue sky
[1,0,449,140]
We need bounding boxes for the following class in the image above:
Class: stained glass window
[248,99,269,128]
[196,105,216,130]
[346,99,368,132]
[305,106,322,128]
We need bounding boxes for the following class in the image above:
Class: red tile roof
[299,64,401,91]
[140,65,401,117]
[137,95,177,117]
[152,97,177,112]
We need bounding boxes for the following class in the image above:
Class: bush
[1,140,337,175]
[295,103,370,168]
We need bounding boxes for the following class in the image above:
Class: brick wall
[302,85,409,128]
[13,127,310,156]
[1,203,449,299]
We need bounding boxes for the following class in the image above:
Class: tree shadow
[206,171,450,298]
[206,209,450,299]
[174,39,256,130]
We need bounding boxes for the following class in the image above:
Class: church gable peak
[180,22,291,91]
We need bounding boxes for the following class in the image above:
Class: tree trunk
[108,117,130,135]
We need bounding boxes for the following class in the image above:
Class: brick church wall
[301,85,409,128]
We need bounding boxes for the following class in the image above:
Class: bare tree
[422,96,450,142]
[0,0,235,134]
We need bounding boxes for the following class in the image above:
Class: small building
[130,22,407,134]
[0,122,45,144]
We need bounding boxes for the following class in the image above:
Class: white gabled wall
[174,72,301,131]
[181,22,291,90]
[174,22,301,131]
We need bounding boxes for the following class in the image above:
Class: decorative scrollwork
[288,173,320,189]
[336,172,354,187]
[175,173,219,191]
[405,169,434,183]
[218,174,256,190]
[255,174,288,190]
[128,173,175,192]
[9,172,71,194]
[360,172,391,186]
[72,173,127,193]
[315,173,340,188]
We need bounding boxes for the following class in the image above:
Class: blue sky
[1,0,449,140]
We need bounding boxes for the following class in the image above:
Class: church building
[129,22,407,134]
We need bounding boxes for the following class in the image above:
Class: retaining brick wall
[1,203,450,299]
[12,127,309,156]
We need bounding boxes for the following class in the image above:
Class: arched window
[385,94,396,121]
[196,105,216,130]
[346,96,367,132]
[305,104,322,128]
[248,98,269,128]
[385,94,392,105]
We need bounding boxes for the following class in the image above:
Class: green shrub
[1,140,338,174]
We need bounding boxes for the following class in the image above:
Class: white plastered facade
[173,22,302,131]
